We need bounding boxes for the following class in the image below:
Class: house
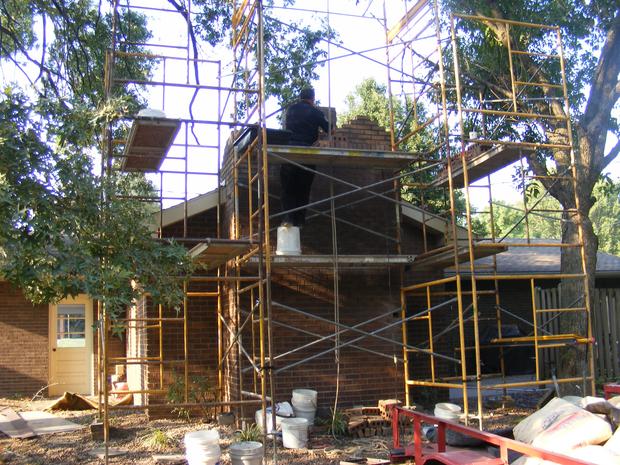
[11,115,613,411]
[443,238,620,377]
[0,116,504,411]
[124,115,464,414]
[0,286,125,398]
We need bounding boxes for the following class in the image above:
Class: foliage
[340,78,466,219]
[340,78,434,153]
[473,181,563,239]
[263,16,336,107]
[474,198,562,239]
[441,0,620,235]
[442,4,618,383]
[140,429,175,452]
[0,88,192,318]
[340,79,393,129]
[189,0,336,113]
[0,2,193,316]
[327,408,348,437]
[0,2,152,112]
[474,179,620,256]
[236,423,263,443]
[166,373,215,420]
[589,179,620,256]
[0,1,336,316]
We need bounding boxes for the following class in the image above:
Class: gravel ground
[0,395,540,464]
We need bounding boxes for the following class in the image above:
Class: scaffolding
[96,0,595,461]
[386,1,594,425]
[97,0,270,458]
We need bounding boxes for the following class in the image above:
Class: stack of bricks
[378,398,402,420]
[345,400,412,438]
[318,116,392,151]
[345,406,393,437]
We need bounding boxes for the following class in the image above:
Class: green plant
[327,409,348,437]
[235,424,262,443]
[141,429,174,452]
[167,373,215,420]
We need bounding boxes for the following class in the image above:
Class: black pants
[280,163,316,226]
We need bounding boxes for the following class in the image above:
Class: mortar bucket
[281,417,309,449]
[229,441,263,465]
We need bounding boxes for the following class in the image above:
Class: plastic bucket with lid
[276,226,301,255]
[281,417,309,449]
[291,388,317,425]
[291,402,316,426]
[291,389,317,407]
[184,429,221,465]
[229,441,263,465]
[433,402,461,421]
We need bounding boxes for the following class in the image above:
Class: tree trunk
[555,133,598,395]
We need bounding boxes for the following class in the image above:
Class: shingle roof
[452,238,620,276]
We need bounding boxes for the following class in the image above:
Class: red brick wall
[0,287,117,398]
[266,268,404,410]
[138,117,447,414]
[162,207,218,240]
[219,117,435,413]
[141,211,221,411]
[138,283,220,413]
[0,282,49,397]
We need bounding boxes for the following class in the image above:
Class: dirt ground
[0,395,539,464]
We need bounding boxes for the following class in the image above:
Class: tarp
[46,391,133,411]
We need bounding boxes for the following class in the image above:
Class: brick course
[0,282,48,397]
[219,116,431,412]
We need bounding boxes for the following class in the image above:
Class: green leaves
[0,88,191,319]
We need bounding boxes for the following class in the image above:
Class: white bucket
[184,429,221,465]
[433,402,461,421]
[291,388,317,426]
[291,402,316,426]
[291,389,317,407]
[255,408,283,434]
[281,417,309,449]
[229,441,263,465]
[276,226,301,255]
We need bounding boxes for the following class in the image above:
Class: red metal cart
[389,405,597,465]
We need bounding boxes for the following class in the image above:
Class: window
[56,304,86,347]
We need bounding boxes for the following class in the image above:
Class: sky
[2,0,617,209]
[136,0,620,208]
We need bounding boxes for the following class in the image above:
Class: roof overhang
[151,189,220,231]
[401,203,469,241]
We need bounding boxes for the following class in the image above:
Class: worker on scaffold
[280,87,330,227]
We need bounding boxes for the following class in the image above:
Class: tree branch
[37,13,46,83]
[166,0,202,143]
[0,22,67,106]
[474,1,567,123]
[600,138,620,172]
[582,12,620,135]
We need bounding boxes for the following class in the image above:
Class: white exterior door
[49,296,93,396]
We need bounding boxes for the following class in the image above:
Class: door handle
[52,348,57,352]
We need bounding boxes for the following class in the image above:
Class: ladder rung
[515,80,563,89]
[536,307,587,314]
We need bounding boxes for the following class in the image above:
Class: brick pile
[345,399,407,438]
[318,116,392,151]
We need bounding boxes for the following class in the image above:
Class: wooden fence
[537,287,620,381]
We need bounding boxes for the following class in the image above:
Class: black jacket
[285,100,329,146]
